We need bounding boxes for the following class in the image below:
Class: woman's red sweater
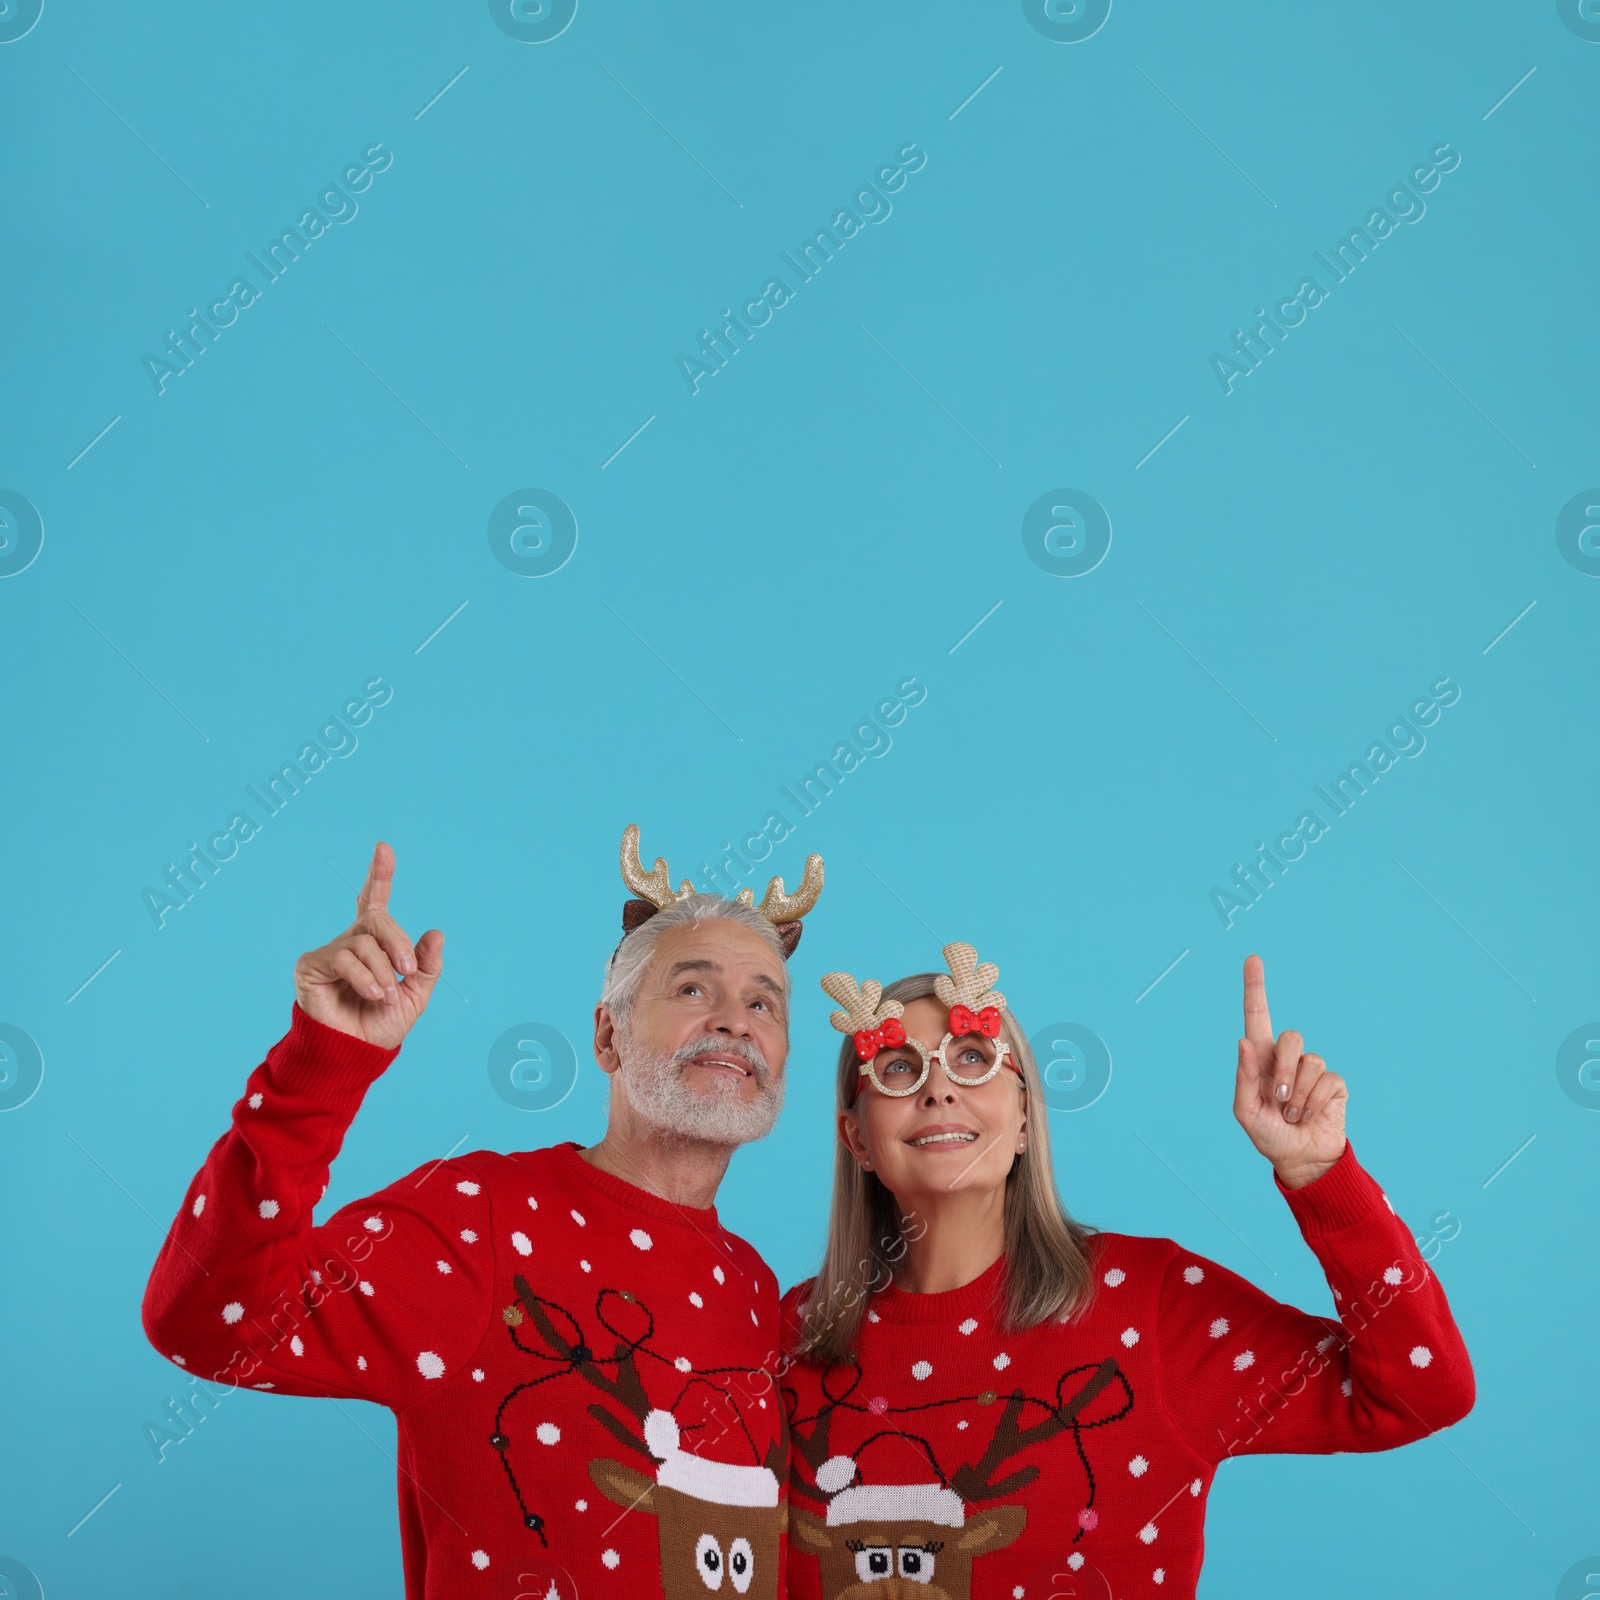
[778,1138,1473,1600]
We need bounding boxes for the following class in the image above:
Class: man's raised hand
[293,842,445,1050]
[1233,953,1348,1188]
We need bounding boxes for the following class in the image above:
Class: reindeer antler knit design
[494,1276,781,1542]
[786,1355,1132,1519]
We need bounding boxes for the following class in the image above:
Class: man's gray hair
[601,894,788,1027]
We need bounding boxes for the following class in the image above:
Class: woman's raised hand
[292,841,445,1050]
[1233,954,1348,1187]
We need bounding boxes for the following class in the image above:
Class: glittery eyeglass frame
[856,1031,1013,1098]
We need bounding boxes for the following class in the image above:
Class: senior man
[142,826,823,1600]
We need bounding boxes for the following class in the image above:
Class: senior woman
[778,944,1474,1600]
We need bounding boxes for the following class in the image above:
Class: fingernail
[401,954,416,974]
[386,984,399,1002]
[1285,1106,1299,1122]
[370,984,384,1000]
[1276,1084,1289,1101]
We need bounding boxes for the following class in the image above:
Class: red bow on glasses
[947,1003,1002,1038]
[853,1017,907,1061]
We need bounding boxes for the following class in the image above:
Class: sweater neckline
[869,1252,1007,1326]
[546,1141,722,1230]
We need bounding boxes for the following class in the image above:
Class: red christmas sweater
[777,1138,1474,1600]
[142,1005,790,1600]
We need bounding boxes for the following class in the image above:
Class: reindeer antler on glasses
[820,972,903,1035]
[934,943,1007,1037]
[934,943,1005,1014]
[820,971,908,1063]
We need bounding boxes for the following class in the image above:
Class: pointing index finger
[1242,953,1274,1046]
[358,840,396,922]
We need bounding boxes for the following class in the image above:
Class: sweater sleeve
[1152,1138,1475,1465]
[141,1004,497,1409]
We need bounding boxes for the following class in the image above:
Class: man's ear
[593,1003,622,1077]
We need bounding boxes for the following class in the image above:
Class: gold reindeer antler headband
[618,823,824,959]
[619,824,697,909]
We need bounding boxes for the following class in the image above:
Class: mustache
[670,1034,771,1081]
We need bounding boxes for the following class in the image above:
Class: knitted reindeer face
[590,1441,786,1600]
[786,1359,1133,1600]
[789,1492,1024,1600]
[502,1275,787,1600]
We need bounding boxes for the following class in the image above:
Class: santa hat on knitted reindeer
[643,1406,781,1508]
[811,1432,965,1529]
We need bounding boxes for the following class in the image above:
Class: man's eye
[680,984,703,997]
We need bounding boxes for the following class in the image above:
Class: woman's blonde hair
[794,972,1100,1366]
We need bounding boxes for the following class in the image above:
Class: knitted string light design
[782,1350,1134,1545]
[491,1279,776,1544]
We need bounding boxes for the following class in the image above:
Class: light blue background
[2,2,1597,1595]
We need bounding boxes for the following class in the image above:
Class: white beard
[616,1031,784,1146]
